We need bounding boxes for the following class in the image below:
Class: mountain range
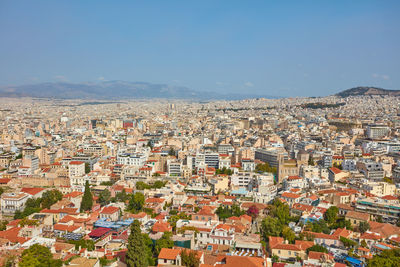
[0,82,398,100]
[0,81,276,100]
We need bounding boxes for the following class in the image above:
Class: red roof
[69,161,84,165]
[281,192,301,199]
[329,167,342,174]
[101,206,119,214]
[145,198,165,203]
[158,248,180,260]
[20,187,45,196]
[89,227,111,238]
[0,178,11,184]
[152,221,172,233]
[63,191,83,198]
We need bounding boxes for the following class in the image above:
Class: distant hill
[336,87,400,97]
[0,81,277,100]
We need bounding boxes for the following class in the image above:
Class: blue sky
[0,0,399,97]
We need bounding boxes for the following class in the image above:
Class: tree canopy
[216,205,245,220]
[14,189,63,219]
[255,162,277,174]
[181,249,200,267]
[80,181,93,212]
[128,192,145,213]
[306,244,329,254]
[126,220,148,267]
[368,248,400,267]
[155,232,174,255]
[19,244,62,267]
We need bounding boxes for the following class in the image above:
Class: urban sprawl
[0,95,399,267]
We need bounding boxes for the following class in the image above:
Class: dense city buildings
[0,94,399,266]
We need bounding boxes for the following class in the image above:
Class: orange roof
[281,192,301,199]
[287,176,302,180]
[145,198,165,203]
[0,178,11,184]
[329,167,342,174]
[63,191,83,198]
[158,248,181,260]
[382,195,398,200]
[0,227,29,244]
[217,256,264,267]
[101,206,119,214]
[308,251,334,261]
[20,187,45,196]
[152,221,172,233]
[69,161,84,165]
[269,236,284,248]
[53,224,80,232]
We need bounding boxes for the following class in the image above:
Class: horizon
[1,1,399,97]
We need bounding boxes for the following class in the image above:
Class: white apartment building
[168,160,182,176]
[367,124,390,139]
[69,161,85,177]
[117,153,147,167]
[1,192,30,214]
[231,172,256,188]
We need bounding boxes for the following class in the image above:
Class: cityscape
[0,1,400,267]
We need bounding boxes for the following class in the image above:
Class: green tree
[155,232,174,255]
[215,205,245,220]
[168,148,175,156]
[358,221,370,234]
[68,239,95,251]
[361,240,368,248]
[99,189,111,206]
[85,162,91,174]
[271,255,279,263]
[142,233,156,266]
[0,220,7,231]
[153,180,166,188]
[181,249,200,267]
[306,244,328,254]
[368,248,400,266]
[126,220,148,267]
[307,220,330,234]
[324,206,338,225]
[41,190,63,209]
[255,162,277,174]
[80,181,93,212]
[115,189,129,202]
[168,212,190,232]
[282,226,296,243]
[270,199,290,225]
[19,244,62,267]
[340,236,357,248]
[261,217,281,238]
[332,217,352,230]
[128,192,145,213]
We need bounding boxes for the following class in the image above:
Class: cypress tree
[126,220,147,267]
[80,181,93,212]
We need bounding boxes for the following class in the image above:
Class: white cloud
[244,82,254,87]
[372,73,390,80]
[54,75,67,81]
[216,82,228,86]
[98,76,106,81]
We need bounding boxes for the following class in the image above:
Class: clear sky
[0,0,399,97]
